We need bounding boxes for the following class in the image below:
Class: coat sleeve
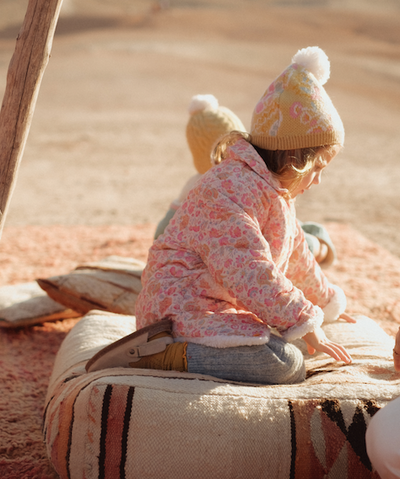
[285,220,347,322]
[181,180,323,342]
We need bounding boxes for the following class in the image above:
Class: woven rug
[0,225,153,479]
[0,222,400,478]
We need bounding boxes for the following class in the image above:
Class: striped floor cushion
[43,310,400,479]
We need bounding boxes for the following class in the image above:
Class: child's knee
[262,339,306,385]
[279,343,306,384]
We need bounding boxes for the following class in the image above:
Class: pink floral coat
[135,139,345,347]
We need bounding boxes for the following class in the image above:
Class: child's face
[280,147,338,198]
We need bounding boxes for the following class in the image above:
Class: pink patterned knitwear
[135,139,346,348]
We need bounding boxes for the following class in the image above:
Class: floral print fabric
[135,139,334,347]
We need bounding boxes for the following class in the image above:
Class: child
[87,46,355,385]
[154,93,246,240]
[155,94,338,268]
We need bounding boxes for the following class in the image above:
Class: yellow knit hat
[250,46,344,150]
[186,94,246,174]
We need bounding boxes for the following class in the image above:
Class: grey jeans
[186,333,306,385]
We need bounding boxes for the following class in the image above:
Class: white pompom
[188,94,219,115]
[291,46,330,85]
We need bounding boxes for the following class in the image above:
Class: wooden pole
[0,0,64,240]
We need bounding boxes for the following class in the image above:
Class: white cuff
[282,306,324,342]
[323,284,347,323]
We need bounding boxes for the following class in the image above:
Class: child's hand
[338,312,357,323]
[394,326,400,372]
[302,327,352,364]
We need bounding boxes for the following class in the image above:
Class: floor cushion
[37,256,145,316]
[43,311,400,479]
[0,281,79,328]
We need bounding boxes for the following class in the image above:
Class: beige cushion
[43,311,400,478]
[37,256,145,316]
[0,281,79,328]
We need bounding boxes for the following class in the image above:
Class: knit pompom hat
[250,46,344,150]
[186,94,246,174]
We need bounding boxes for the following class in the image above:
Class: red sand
[0,222,399,477]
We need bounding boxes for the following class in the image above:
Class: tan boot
[86,319,187,373]
[129,332,187,372]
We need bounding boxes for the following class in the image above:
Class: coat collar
[227,139,289,197]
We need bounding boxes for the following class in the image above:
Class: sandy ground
[0,0,400,257]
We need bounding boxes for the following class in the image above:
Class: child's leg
[186,334,305,385]
[86,322,305,385]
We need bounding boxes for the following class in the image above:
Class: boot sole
[85,319,172,373]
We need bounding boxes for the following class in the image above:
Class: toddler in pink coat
[87,46,355,385]
[155,93,338,268]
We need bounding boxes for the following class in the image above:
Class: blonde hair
[211,131,339,197]
[211,131,251,166]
